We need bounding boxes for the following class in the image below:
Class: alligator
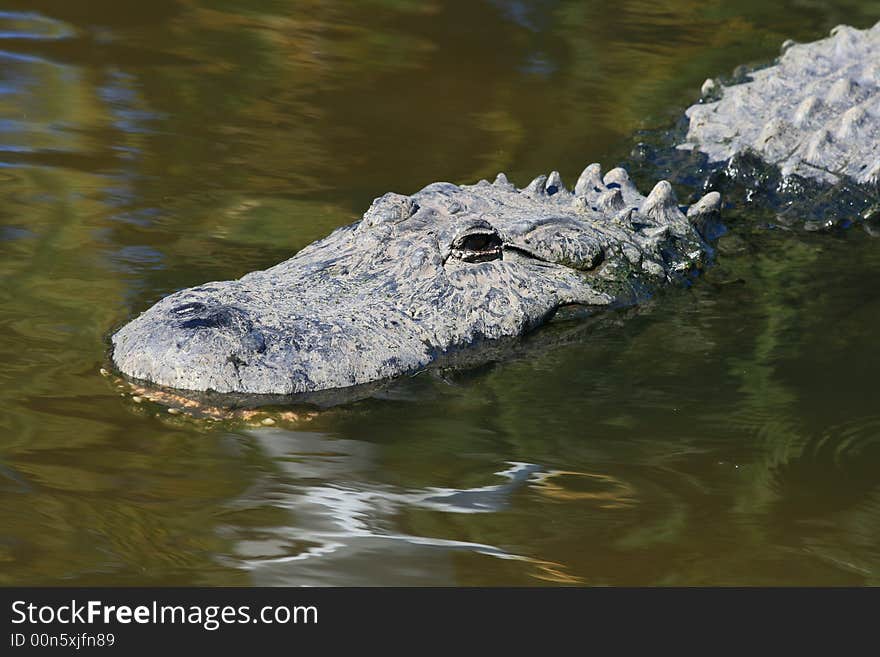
[111,20,880,398]
[683,23,879,189]
[660,20,879,233]
[113,169,722,395]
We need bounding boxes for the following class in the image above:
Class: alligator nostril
[180,312,232,330]
[173,305,267,356]
[177,306,245,330]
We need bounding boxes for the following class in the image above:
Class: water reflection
[227,430,547,585]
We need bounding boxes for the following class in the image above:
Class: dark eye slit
[450,231,504,263]
[460,233,498,252]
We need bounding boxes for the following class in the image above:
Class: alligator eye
[452,231,503,263]
[461,234,494,251]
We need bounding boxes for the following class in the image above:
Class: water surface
[1,0,880,585]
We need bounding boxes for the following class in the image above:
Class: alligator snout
[113,283,432,395]
[112,291,279,393]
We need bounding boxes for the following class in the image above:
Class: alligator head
[111,165,720,395]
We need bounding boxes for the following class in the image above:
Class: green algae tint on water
[1,0,879,586]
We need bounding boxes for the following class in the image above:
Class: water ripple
[224,430,544,585]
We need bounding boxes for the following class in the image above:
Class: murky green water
[2,0,880,586]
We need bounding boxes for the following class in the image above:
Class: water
[1,0,879,586]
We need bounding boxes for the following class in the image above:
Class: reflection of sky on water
[225,430,543,586]
[0,9,168,281]
[489,0,559,32]
[99,70,166,137]
[0,53,80,154]
[0,12,77,155]
[0,11,157,175]
[0,11,74,39]
[0,225,34,240]
[96,69,165,250]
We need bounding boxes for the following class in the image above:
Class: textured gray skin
[681,21,880,187]
[112,167,721,394]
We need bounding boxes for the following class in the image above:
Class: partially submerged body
[667,21,879,233]
[682,22,879,187]
[112,168,720,396]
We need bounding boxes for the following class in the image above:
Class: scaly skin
[112,167,720,394]
[682,21,880,188]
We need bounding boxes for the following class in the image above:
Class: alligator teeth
[640,181,685,224]
[574,163,603,196]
